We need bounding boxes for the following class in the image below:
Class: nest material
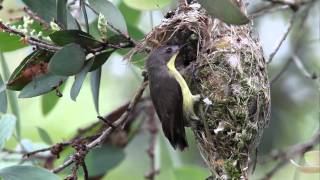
[133,3,271,179]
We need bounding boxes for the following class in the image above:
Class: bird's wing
[149,69,188,150]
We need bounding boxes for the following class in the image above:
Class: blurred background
[0,0,319,179]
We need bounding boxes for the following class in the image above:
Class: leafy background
[0,0,319,179]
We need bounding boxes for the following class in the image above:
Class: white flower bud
[50,21,61,31]
[97,13,107,41]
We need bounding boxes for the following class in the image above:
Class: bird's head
[146,45,181,68]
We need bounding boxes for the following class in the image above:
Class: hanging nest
[130,2,271,179]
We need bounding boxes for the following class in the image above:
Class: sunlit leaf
[22,0,57,23]
[197,0,249,25]
[36,127,53,145]
[70,59,94,101]
[124,0,171,10]
[290,159,320,174]
[57,0,68,29]
[86,144,125,177]
[0,165,60,180]
[0,73,7,113]
[118,2,141,24]
[0,114,16,150]
[172,166,209,180]
[89,0,128,34]
[48,43,86,76]
[41,83,66,116]
[19,73,67,98]
[291,150,320,173]
[49,30,101,48]
[0,32,27,52]
[90,68,101,114]
[305,151,320,166]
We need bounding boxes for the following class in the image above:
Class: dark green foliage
[49,30,102,48]
[48,43,86,76]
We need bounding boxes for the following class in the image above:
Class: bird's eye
[165,47,173,53]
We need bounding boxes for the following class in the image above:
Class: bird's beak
[170,45,180,54]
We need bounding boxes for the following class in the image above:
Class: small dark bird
[146,45,200,150]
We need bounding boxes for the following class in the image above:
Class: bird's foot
[192,94,201,102]
[141,70,148,80]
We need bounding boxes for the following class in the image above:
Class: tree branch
[23,7,50,28]
[259,129,320,180]
[51,79,148,174]
[0,21,61,52]
[267,13,295,64]
[145,106,159,180]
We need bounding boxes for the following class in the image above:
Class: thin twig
[271,0,317,83]
[250,4,290,18]
[145,106,159,180]
[260,129,320,180]
[250,0,314,18]
[24,142,70,158]
[82,162,89,180]
[51,79,148,173]
[292,54,317,79]
[97,115,116,129]
[267,13,296,64]
[23,7,50,28]
[0,21,61,52]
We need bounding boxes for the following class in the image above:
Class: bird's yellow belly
[168,67,195,118]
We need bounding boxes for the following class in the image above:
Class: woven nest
[131,3,271,179]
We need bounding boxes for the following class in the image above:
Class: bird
[146,45,200,150]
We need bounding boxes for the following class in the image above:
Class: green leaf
[57,0,68,29]
[305,151,320,166]
[172,166,209,180]
[0,114,16,150]
[118,2,141,24]
[70,59,94,101]
[197,0,249,25]
[22,0,57,23]
[0,165,60,180]
[19,73,67,98]
[7,50,53,91]
[0,53,21,140]
[90,68,101,114]
[89,50,114,71]
[0,73,7,113]
[86,144,125,177]
[123,0,171,10]
[48,43,86,76]
[36,127,53,145]
[41,83,66,116]
[49,30,101,48]
[127,25,145,41]
[89,0,128,34]
[0,32,27,52]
